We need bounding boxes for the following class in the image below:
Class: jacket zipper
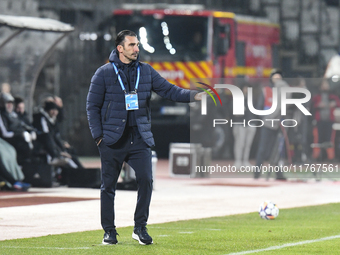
[104,101,112,122]
[147,106,150,121]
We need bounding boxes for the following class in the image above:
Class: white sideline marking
[150,227,221,231]
[226,234,340,255]
[1,246,90,250]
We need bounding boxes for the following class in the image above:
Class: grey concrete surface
[1,159,340,241]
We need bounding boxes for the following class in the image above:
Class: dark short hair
[270,69,283,79]
[115,30,137,47]
[14,96,24,105]
[44,101,58,112]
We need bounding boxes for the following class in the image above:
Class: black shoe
[102,229,118,245]
[132,226,153,245]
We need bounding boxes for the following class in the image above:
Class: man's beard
[125,53,138,62]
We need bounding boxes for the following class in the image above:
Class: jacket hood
[108,49,139,68]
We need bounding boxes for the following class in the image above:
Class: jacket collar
[40,108,56,125]
[109,49,139,69]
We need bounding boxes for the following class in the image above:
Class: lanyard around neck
[112,63,140,94]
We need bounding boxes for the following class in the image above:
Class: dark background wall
[1,0,339,157]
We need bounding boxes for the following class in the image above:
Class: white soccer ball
[258,201,279,220]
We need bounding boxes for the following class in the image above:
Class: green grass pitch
[1,203,340,254]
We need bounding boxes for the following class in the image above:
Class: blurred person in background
[54,95,64,123]
[187,31,207,61]
[312,80,340,161]
[15,97,31,126]
[44,95,64,123]
[14,97,37,135]
[233,82,259,168]
[41,96,81,167]
[290,77,312,163]
[51,95,76,154]
[254,69,288,180]
[0,137,31,191]
[1,82,11,94]
[33,100,80,170]
[0,93,35,164]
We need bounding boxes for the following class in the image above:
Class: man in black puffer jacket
[86,30,204,245]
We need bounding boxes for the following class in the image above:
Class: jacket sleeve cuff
[95,136,103,144]
[190,90,199,102]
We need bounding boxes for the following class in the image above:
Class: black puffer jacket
[86,49,197,146]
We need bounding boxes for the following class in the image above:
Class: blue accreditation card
[125,93,139,110]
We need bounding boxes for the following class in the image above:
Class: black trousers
[316,120,333,144]
[98,127,153,232]
[255,127,279,178]
[6,137,31,165]
[256,127,278,167]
